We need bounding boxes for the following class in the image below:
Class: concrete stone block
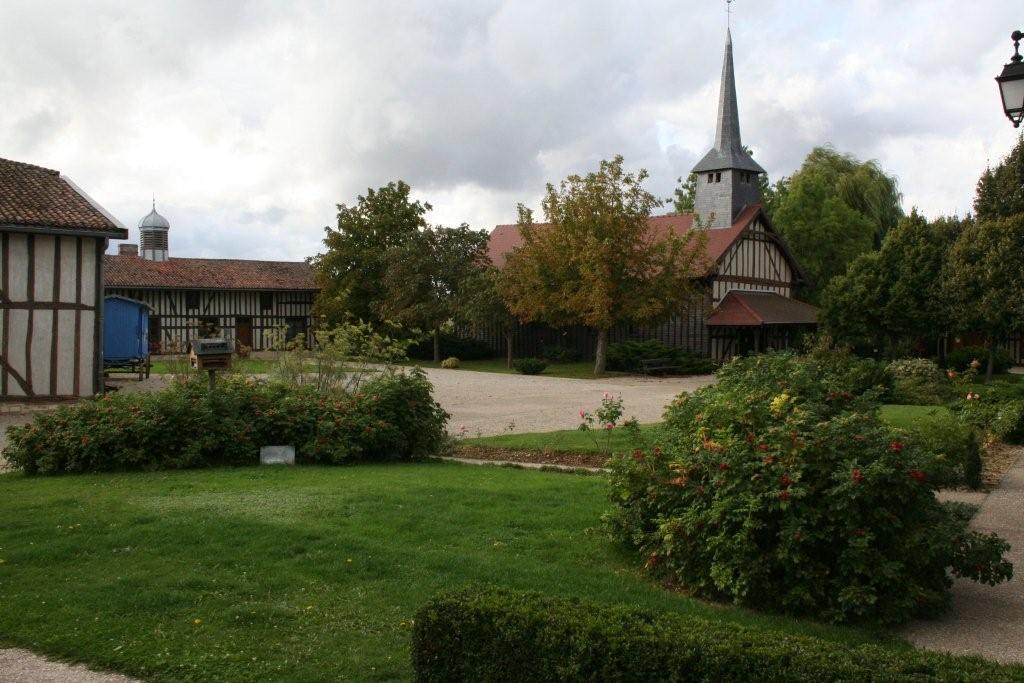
[260,445,295,465]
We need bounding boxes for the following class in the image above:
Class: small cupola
[139,199,170,261]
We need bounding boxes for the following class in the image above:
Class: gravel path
[422,367,713,437]
[0,649,138,682]
[903,447,1024,664]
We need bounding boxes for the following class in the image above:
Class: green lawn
[404,358,631,379]
[0,464,891,681]
[878,404,956,431]
[462,424,666,453]
[150,357,279,375]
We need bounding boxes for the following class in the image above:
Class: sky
[1,0,1021,261]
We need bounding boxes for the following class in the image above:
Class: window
[707,173,713,183]
[185,291,200,310]
[715,172,722,183]
[260,292,274,311]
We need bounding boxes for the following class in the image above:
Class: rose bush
[605,352,1012,625]
[6,368,449,475]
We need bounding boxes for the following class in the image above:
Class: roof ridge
[0,157,60,175]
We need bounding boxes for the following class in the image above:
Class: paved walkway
[903,449,1024,664]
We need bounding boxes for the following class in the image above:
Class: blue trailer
[103,295,151,380]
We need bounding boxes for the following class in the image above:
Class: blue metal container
[103,295,150,364]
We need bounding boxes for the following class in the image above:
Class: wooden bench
[640,357,682,375]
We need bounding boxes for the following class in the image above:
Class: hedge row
[5,369,449,475]
[412,587,1024,682]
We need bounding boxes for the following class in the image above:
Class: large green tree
[943,213,1024,382]
[457,266,519,368]
[975,134,1024,221]
[772,147,902,301]
[501,156,706,376]
[311,181,430,327]
[379,224,490,361]
[820,211,962,357]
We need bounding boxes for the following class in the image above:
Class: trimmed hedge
[606,340,717,375]
[512,358,547,375]
[5,369,449,475]
[412,586,1023,682]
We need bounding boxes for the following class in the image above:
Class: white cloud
[0,0,1020,262]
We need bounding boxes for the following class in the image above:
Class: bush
[5,369,449,475]
[512,358,547,375]
[887,358,949,405]
[946,346,1014,374]
[605,352,1012,625]
[411,586,1023,682]
[606,340,717,375]
[956,384,1024,445]
[407,333,495,361]
[539,345,581,363]
[440,357,460,369]
[895,410,983,489]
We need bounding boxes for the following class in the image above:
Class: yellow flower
[769,393,790,416]
[193,618,202,625]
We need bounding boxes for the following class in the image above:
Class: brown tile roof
[0,158,127,236]
[104,255,319,291]
[706,291,819,327]
[487,205,761,273]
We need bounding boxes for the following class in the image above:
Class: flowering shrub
[577,393,639,456]
[886,358,948,405]
[946,346,1013,375]
[6,369,449,475]
[440,357,460,369]
[605,352,1012,625]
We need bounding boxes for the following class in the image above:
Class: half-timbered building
[0,158,128,400]
[484,30,817,361]
[105,206,318,353]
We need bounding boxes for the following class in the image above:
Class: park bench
[640,357,682,376]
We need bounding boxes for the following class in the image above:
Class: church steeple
[692,29,765,228]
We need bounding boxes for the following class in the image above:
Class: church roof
[487,204,763,275]
[0,157,128,236]
[104,255,319,291]
[691,30,765,175]
[706,291,819,327]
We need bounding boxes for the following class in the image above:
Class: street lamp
[996,30,1024,127]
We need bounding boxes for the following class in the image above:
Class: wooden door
[236,317,253,349]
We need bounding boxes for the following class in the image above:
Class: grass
[150,357,278,375]
[463,424,665,453]
[403,358,631,379]
[0,463,892,681]
[879,404,955,431]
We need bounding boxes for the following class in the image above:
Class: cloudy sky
[1,1,1020,260]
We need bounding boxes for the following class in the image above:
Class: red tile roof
[487,205,761,273]
[104,255,319,291]
[706,291,819,327]
[0,158,127,236]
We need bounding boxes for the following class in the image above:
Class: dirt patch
[984,443,1024,490]
[455,445,610,469]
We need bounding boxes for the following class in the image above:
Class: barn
[0,158,128,400]
[484,31,817,361]
[105,205,318,352]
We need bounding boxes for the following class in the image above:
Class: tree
[379,224,490,361]
[457,266,519,368]
[311,181,430,327]
[501,156,707,376]
[943,213,1024,382]
[975,134,1024,221]
[819,210,962,357]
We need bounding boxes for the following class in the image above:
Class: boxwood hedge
[411,586,1024,682]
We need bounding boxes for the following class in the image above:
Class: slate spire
[692,29,764,175]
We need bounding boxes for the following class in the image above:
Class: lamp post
[997,30,1024,127]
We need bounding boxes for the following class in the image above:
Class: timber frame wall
[0,228,105,399]
[104,287,316,352]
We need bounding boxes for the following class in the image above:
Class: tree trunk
[433,327,441,363]
[986,342,995,384]
[594,328,609,376]
[505,330,514,369]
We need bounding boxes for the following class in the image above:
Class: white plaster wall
[31,311,52,391]
[6,309,28,396]
[7,234,28,301]
[56,309,76,395]
[33,235,55,302]
[59,236,78,303]
[79,310,95,395]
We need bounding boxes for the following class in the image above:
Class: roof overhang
[706,291,819,327]
[0,223,128,239]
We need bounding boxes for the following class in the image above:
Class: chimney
[119,243,139,257]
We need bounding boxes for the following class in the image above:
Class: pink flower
[604,422,614,430]
[602,391,610,400]
[579,408,586,418]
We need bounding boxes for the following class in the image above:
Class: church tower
[138,200,170,261]
[692,29,765,228]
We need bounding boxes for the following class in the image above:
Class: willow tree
[501,156,707,376]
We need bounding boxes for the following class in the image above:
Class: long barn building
[483,30,818,361]
[104,205,317,353]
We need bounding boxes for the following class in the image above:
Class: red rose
[746,433,755,444]
[779,490,791,501]
[80,436,90,445]
[632,450,644,461]
[757,443,769,452]
[653,447,662,456]
[909,469,926,482]
[719,462,730,471]
[792,531,802,541]
[780,474,793,488]
[852,468,864,483]
[890,440,904,452]
[668,476,687,487]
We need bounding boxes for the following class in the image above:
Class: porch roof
[706,291,819,327]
